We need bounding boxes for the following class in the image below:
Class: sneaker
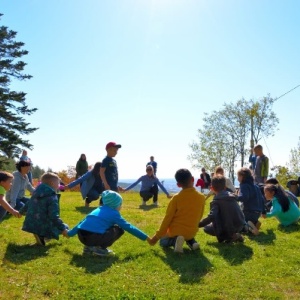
[85,200,90,207]
[174,236,185,253]
[92,246,114,256]
[186,239,200,250]
[256,220,262,231]
[33,234,45,246]
[231,233,244,243]
[247,221,259,235]
[153,202,158,207]
[83,245,94,255]
[142,201,147,206]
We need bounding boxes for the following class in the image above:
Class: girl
[262,184,300,226]
[237,167,265,235]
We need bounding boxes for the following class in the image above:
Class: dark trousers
[159,236,197,248]
[140,185,159,203]
[77,225,124,248]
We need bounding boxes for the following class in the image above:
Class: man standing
[146,156,157,175]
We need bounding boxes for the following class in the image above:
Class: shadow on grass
[153,248,213,284]
[69,252,119,274]
[247,229,276,245]
[207,241,253,265]
[3,242,55,264]
[138,204,158,211]
[277,222,300,233]
[74,206,96,214]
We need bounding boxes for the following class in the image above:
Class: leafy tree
[0,155,15,172]
[288,137,300,175]
[0,13,38,168]
[189,96,279,180]
[31,165,45,180]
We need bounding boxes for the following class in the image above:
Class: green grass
[1,192,300,299]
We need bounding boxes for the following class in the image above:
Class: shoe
[247,221,259,235]
[83,245,94,255]
[231,233,244,243]
[256,221,262,230]
[33,234,45,246]
[153,202,158,207]
[174,236,185,253]
[186,239,200,250]
[85,200,90,207]
[142,201,146,206]
[92,246,114,256]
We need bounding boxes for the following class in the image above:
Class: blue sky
[1,0,300,179]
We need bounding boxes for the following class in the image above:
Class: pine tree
[0,13,38,168]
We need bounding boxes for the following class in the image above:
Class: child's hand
[148,236,158,246]
[261,214,266,219]
[118,186,125,192]
[12,210,22,218]
[62,229,69,238]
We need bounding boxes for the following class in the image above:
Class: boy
[0,171,22,221]
[149,168,206,253]
[199,175,245,243]
[66,190,151,256]
[100,142,122,192]
[20,172,68,246]
[253,144,269,184]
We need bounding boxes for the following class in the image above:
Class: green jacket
[76,159,88,178]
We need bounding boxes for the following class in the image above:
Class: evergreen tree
[0,13,38,168]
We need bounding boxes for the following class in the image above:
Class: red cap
[105,142,122,150]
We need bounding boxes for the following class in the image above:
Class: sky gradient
[1,0,300,179]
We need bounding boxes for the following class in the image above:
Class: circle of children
[0,143,299,256]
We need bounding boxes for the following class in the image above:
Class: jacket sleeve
[199,201,218,227]
[68,171,90,188]
[124,177,142,191]
[156,179,170,196]
[47,197,68,231]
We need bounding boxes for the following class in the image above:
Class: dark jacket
[20,183,68,239]
[200,172,211,188]
[76,159,88,179]
[199,191,245,242]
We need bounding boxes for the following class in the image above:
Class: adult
[123,165,172,206]
[76,154,88,179]
[20,150,33,184]
[214,166,236,193]
[146,156,157,175]
[253,144,269,184]
[200,168,211,189]
[0,160,35,221]
[66,162,104,207]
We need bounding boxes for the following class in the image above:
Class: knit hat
[102,190,122,209]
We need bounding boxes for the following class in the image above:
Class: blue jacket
[68,171,96,199]
[67,205,148,241]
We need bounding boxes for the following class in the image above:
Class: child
[66,190,151,256]
[20,172,69,246]
[149,168,206,253]
[262,184,300,226]
[237,167,265,235]
[199,175,245,243]
[0,171,22,220]
[214,166,236,193]
[123,165,172,206]
[100,142,122,192]
[253,144,269,184]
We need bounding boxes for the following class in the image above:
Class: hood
[32,183,56,199]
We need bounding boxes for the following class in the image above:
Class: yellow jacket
[155,187,205,240]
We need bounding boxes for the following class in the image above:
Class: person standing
[253,145,269,184]
[100,142,122,192]
[146,156,157,175]
[200,168,211,189]
[76,154,88,179]
[20,150,33,184]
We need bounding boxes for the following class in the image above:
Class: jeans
[0,197,30,222]
[140,185,159,203]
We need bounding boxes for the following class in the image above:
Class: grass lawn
[1,191,300,300]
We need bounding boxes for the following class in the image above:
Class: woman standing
[76,154,88,179]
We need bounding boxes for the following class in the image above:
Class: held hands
[167,194,172,199]
[118,186,125,192]
[147,236,159,246]
[261,214,266,219]
[62,229,69,238]
[11,209,22,218]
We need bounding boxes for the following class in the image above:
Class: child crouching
[66,190,151,256]
[199,175,245,243]
[20,172,68,246]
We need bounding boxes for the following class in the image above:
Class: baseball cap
[105,142,122,150]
